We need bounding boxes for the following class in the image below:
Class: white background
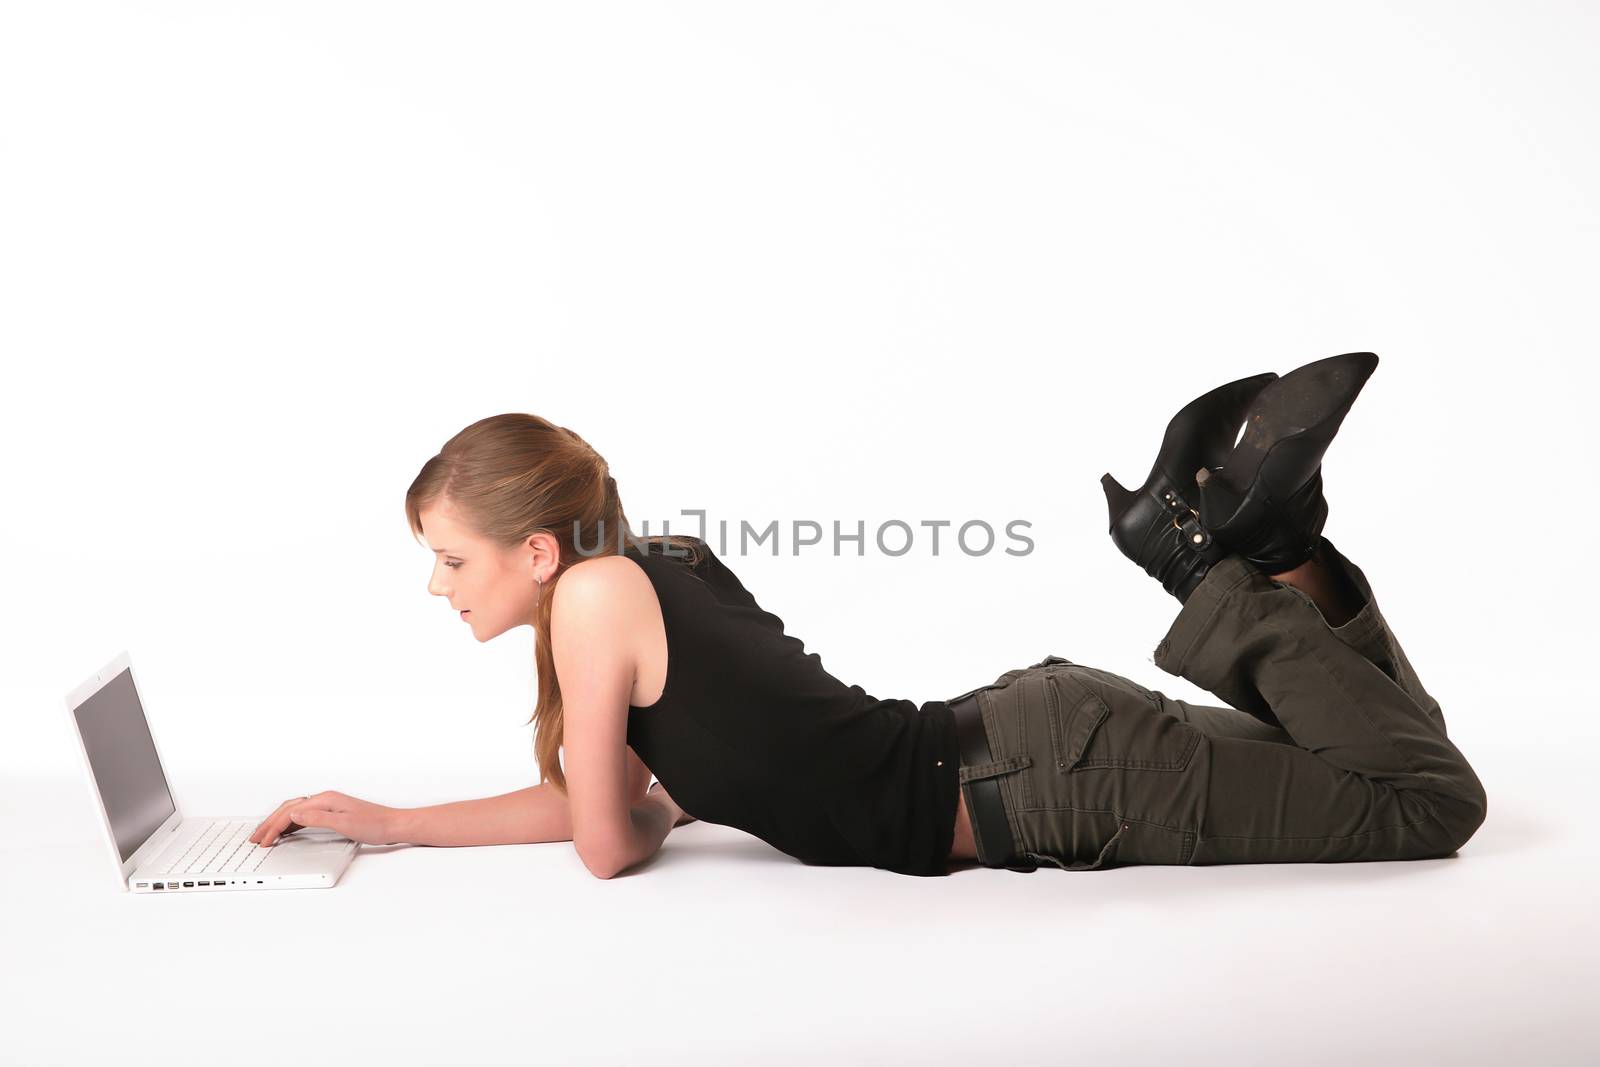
[4,2,1596,1064]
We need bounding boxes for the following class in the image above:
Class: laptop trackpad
[259,829,356,871]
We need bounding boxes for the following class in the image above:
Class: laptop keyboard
[159,820,270,876]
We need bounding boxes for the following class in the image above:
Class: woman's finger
[258,811,306,847]
[251,791,335,844]
[253,800,302,843]
[255,794,321,845]
[250,798,302,844]
[283,807,346,837]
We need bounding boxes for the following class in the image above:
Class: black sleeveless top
[621,536,961,876]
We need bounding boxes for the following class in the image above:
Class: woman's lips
[461,610,471,619]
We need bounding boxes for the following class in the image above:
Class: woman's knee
[1419,781,1488,857]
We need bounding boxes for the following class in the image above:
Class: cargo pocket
[1064,663,1164,707]
[1046,667,1200,773]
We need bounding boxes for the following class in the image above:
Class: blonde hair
[404,413,703,794]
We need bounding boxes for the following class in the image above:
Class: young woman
[248,352,1487,877]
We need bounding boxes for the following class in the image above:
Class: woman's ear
[524,529,561,583]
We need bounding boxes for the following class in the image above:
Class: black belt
[950,693,1034,872]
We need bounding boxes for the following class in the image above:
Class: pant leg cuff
[1151,536,1391,680]
[1318,536,1390,656]
[1151,553,1265,678]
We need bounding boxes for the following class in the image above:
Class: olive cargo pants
[954,536,1488,871]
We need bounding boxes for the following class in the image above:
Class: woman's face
[418,500,552,641]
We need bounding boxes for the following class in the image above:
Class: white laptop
[65,651,359,893]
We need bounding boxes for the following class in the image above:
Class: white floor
[6,761,1594,1066]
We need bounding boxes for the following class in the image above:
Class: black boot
[1194,351,1379,575]
[1101,371,1278,603]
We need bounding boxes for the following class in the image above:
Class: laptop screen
[73,667,177,862]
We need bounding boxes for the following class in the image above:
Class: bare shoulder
[550,554,659,640]
[555,553,651,606]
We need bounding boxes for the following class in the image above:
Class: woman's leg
[1267,539,1366,628]
[1149,535,1485,863]
[956,537,1482,870]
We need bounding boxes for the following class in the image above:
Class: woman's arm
[393,782,572,847]
[391,749,653,848]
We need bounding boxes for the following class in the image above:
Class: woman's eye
[445,561,462,569]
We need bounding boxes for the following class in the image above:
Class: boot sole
[1218,351,1379,495]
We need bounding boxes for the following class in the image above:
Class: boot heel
[1194,464,1241,529]
[1101,371,1277,603]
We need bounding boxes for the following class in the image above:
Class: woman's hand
[647,780,697,828]
[249,789,404,847]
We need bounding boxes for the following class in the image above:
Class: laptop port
[198,881,210,886]
[153,883,165,890]
[135,882,148,888]
[183,881,194,887]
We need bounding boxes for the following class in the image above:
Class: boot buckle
[1162,490,1214,550]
